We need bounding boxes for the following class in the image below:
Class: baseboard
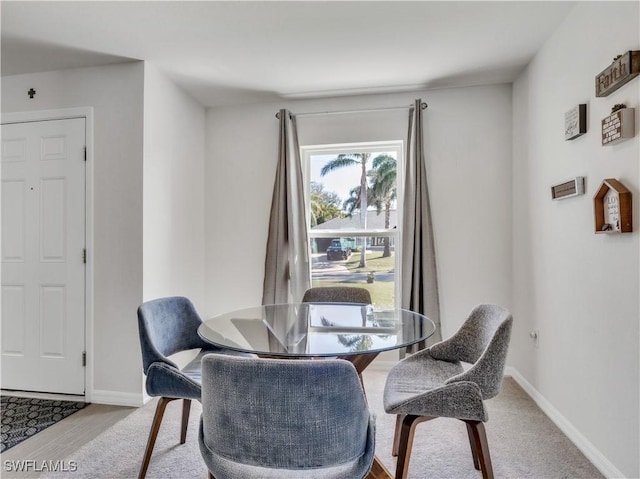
[505,367,626,479]
[1,389,85,402]
[89,389,144,407]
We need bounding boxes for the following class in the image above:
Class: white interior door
[2,118,86,395]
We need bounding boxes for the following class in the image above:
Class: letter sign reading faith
[596,51,640,97]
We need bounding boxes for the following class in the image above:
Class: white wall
[142,64,206,309]
[204,85,513,340]
[2,62,145,404]
[512,2,639,477]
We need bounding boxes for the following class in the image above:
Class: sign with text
[551,177,585,200]
[593,179,632,234]
[595,51,640,97]
[564,104,587,140]
[603,189,621,232]
[601,108,635,146]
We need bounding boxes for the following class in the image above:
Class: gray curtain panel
[401,99,442,353]
[262,109,310,305]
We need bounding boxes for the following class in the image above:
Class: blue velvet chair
[137,296,246,479]
[302,286,372,304]
[198,354,376,479]
[383,304,513,479]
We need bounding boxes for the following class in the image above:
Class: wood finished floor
[1,403,135,478]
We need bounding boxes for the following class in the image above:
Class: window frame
[301,140,404,309]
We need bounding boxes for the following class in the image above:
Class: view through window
[302,142,402,309]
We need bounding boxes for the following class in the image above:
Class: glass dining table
[198,302,436,373]
[197,302,436,479]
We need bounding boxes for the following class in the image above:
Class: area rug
[41,372,604,479]
[1,396,88,452]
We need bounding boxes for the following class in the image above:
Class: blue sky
[309,152,396,204]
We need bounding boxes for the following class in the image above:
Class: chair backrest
[200,354,371,470]
[429,304,512,399]
[137,296,209,373]
[302,286,372,304]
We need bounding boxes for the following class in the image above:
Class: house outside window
[301,141,403,309]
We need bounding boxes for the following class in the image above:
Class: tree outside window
[302,142,402,309]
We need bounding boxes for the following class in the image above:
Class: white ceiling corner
[1,1,577,107]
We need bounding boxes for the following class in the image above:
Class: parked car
[326,239,351,261]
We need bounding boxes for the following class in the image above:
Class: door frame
[2,107,94,401]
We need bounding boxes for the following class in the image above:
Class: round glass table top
[198,302,436,358]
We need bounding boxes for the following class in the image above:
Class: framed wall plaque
[551,177,585,200]
[602,108,635,145]
[593,179,632,233]
[565,104,587,140]
[595,51,640,97]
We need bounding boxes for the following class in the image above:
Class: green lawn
[313,251,396,308]
[345,251,395,273]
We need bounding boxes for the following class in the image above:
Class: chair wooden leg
[395,415,434,479]
[180,399,192,444]
[464,420,494,479]
[391,414,405,456]
[138,397,176,479]
[465,422,481,470]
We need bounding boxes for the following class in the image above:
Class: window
[302,141,403,309]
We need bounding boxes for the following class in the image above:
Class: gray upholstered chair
[302,286,372,304]
[137,296,247,479]
[198,354,376,479]
[383,304,512,479]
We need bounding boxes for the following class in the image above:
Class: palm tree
[321,153,371,267]
[342,185,368,215]
[368,154,397,257]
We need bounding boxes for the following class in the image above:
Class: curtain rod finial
[276,110,292,120]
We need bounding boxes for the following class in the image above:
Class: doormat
[1,396,88,452]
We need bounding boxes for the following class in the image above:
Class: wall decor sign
[564,104,587,140]
[601,106,635,145]
[551,177,585,200]
[595,51,640,97]
[593,178,632,233]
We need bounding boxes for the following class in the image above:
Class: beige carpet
[43,370,603,479]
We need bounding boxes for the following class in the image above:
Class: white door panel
[1,118,86,395]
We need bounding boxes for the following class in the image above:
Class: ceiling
[1,1,576,107]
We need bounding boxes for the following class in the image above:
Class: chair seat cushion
[182,347,251,384]
[383,350,488,421]
[146,348,252,400]
[198,418,376,479]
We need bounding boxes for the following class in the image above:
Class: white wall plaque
[551,177,585,200]
[565,104,587,140]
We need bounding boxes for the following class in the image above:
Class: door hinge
[84,146,87,162]
[83,248,87,264]
[82,351,87,367]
